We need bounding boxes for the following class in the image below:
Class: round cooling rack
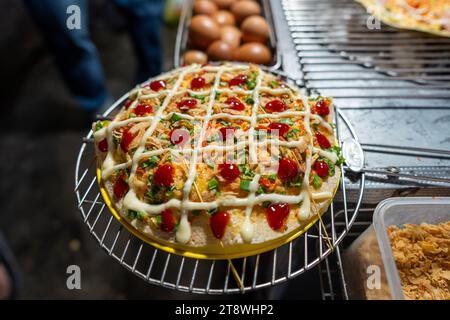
[74,70,365,294]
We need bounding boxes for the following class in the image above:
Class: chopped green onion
[256,186,265,195]
[128,113,136,118]
[154,215,162,224]
[205,159,215,169]
[215,91,221,101]
[127,210,137,220]
[95,120,109,131]
[330,146,345,166]
[170,113,182,122]
[141,155,160,168]
[246,80,256,90]
[208,178,219,190]
[245,96,255,105]
[238,165,254,179]
[189,92,206,103]
[278,118,294,126]
[286,128,300,138]
[136,211,147,220]
[240,180,251,191]
[269,80,279,88]
[261,201,271,208]
[322,158,335,177]
[313,174,322,189]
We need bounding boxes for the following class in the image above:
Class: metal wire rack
[74,71,365,294]
[282,0,450,109]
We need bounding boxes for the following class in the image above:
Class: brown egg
[212,10,236,26]
[193,0,219,15]
[234,42,271,65]
[189,15,221,48]
[207,40,233,61]
[220,25,241,49]
[183,50,208,65]
[241,15,269,43]
[211,0,236,9]
[230,0,261,23]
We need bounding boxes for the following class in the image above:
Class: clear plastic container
[343,197,450,300]
[373,197,450,300]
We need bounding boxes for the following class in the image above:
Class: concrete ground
[0,0,323,299]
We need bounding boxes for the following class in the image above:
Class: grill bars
[283,0,450,109]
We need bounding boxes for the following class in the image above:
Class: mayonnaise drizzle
[97,64,338,244]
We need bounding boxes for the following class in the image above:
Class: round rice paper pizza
[92,63,343,258]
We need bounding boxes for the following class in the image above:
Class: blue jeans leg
[114,0,163,83]
[23,0,108,110]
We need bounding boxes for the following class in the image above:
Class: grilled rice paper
[93,64,343,257]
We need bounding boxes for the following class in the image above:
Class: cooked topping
[169,128,190,146]
[226,97,245,110]
[268,122,290,137]
[134,104,153,116]
[191,76,206,89]
[314,160,329,178]
[219,127,236,141]
[313,99,330,117]
[387,221,450,300]
[229,74,247,86]
[218,163,240,181]
[97,138,108,152]
[113,173,128,199]
[120,128,136,152]
[315,132,331,149]
[149,80,166,91]
[209,211,230,239]
[160,209,176,232]
[265,99,286,113]
[312,174,322,189]
[266,203,289,230]
[277,158,299,181]
[124,99,133,109]
[177,98,198,111]
[153,164,174,187]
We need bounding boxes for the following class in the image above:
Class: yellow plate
[97,167,340,260]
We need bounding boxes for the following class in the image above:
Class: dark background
[0,0,323,299]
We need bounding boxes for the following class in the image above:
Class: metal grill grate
[282,0,450,109]
[74,70,365,294]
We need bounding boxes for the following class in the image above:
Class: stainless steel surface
[74,70,365,294]
[362,167,450,184]
[174,0,281,69]
[278,0,450,200]
[361,143,450,158]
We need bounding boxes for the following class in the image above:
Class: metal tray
[174,0,282,69]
